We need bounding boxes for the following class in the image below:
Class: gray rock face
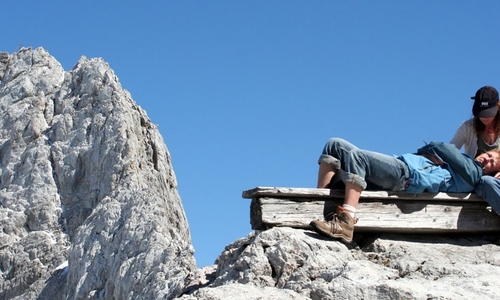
[0,48,196,299]
[180,227,500,300]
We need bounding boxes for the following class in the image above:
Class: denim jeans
[318,138,409,191]
[474,176,500,215]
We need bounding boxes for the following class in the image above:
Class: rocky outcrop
[181,227,500,299]
[2,47,500,300]
[0,48,196,299]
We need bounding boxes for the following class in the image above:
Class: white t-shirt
[450,118,500,157]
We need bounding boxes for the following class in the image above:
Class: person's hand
[494,172,500,179]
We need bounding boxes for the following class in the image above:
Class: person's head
[475,150,500,175]
[472,86,500,133]
[472,86,499,117]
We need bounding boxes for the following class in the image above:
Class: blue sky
[2,1,500,268]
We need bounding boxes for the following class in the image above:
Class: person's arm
[417,141,483,186]
[450,119,478,157]
[450,121,468,149]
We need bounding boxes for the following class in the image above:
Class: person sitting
[451,86,500,214]
[310,137,500,243]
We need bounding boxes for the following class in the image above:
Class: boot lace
[325,211,357,224]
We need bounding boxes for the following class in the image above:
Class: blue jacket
[397,141,483,194]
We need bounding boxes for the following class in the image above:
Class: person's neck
[483,123,496,132]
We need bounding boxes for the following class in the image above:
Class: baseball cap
[472,86,499,118]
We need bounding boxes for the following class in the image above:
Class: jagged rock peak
[0,47,196,299]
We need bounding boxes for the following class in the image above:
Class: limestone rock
[179,227,500,300]
[0,47,196,299]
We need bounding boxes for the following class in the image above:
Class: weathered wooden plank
[250,197,500,233]
[243,187,484,202]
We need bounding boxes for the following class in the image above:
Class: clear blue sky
[2,1,500,268]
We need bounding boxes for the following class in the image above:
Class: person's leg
[344,182,362,207]
[317,163,335,188]
[339,149,408,217]
[342,149,409,217]
[475,176,500,215]
[311,148,409,243]
[342,148,409,194]
[317,138,359,188]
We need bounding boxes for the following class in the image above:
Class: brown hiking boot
[309,206,357,243]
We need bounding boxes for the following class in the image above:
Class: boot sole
[309,222,353,243]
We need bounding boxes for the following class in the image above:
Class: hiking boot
[309,206,357,243]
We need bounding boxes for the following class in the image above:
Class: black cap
[472,86,499,118]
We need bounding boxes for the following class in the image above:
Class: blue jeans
[319,138,409,191]
[475,176,500,215]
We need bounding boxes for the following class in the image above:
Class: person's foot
[309,206,357,243]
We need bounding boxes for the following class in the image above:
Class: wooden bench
[242,187,500,233]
